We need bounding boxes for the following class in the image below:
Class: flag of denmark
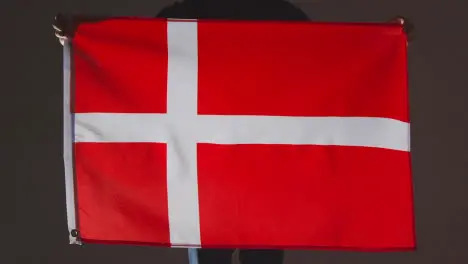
[62,18,415,250]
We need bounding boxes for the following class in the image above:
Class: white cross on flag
[63,18,415,250]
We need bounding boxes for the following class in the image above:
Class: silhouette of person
[155,1,308,263]
[52,1,412,263]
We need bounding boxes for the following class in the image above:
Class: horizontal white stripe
[75,113,168,142]
[198,115,409,151]
[75,113,410,152]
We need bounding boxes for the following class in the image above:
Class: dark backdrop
[11,0,468,263]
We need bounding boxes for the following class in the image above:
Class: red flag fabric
[63,18,415,250]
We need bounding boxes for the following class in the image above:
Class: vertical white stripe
[63,41,80,245]
[166,21,201,246]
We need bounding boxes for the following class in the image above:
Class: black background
[10,0,468,263]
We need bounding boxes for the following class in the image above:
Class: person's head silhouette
[156,0,309,21]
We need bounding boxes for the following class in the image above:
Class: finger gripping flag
[62,18,415,250]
